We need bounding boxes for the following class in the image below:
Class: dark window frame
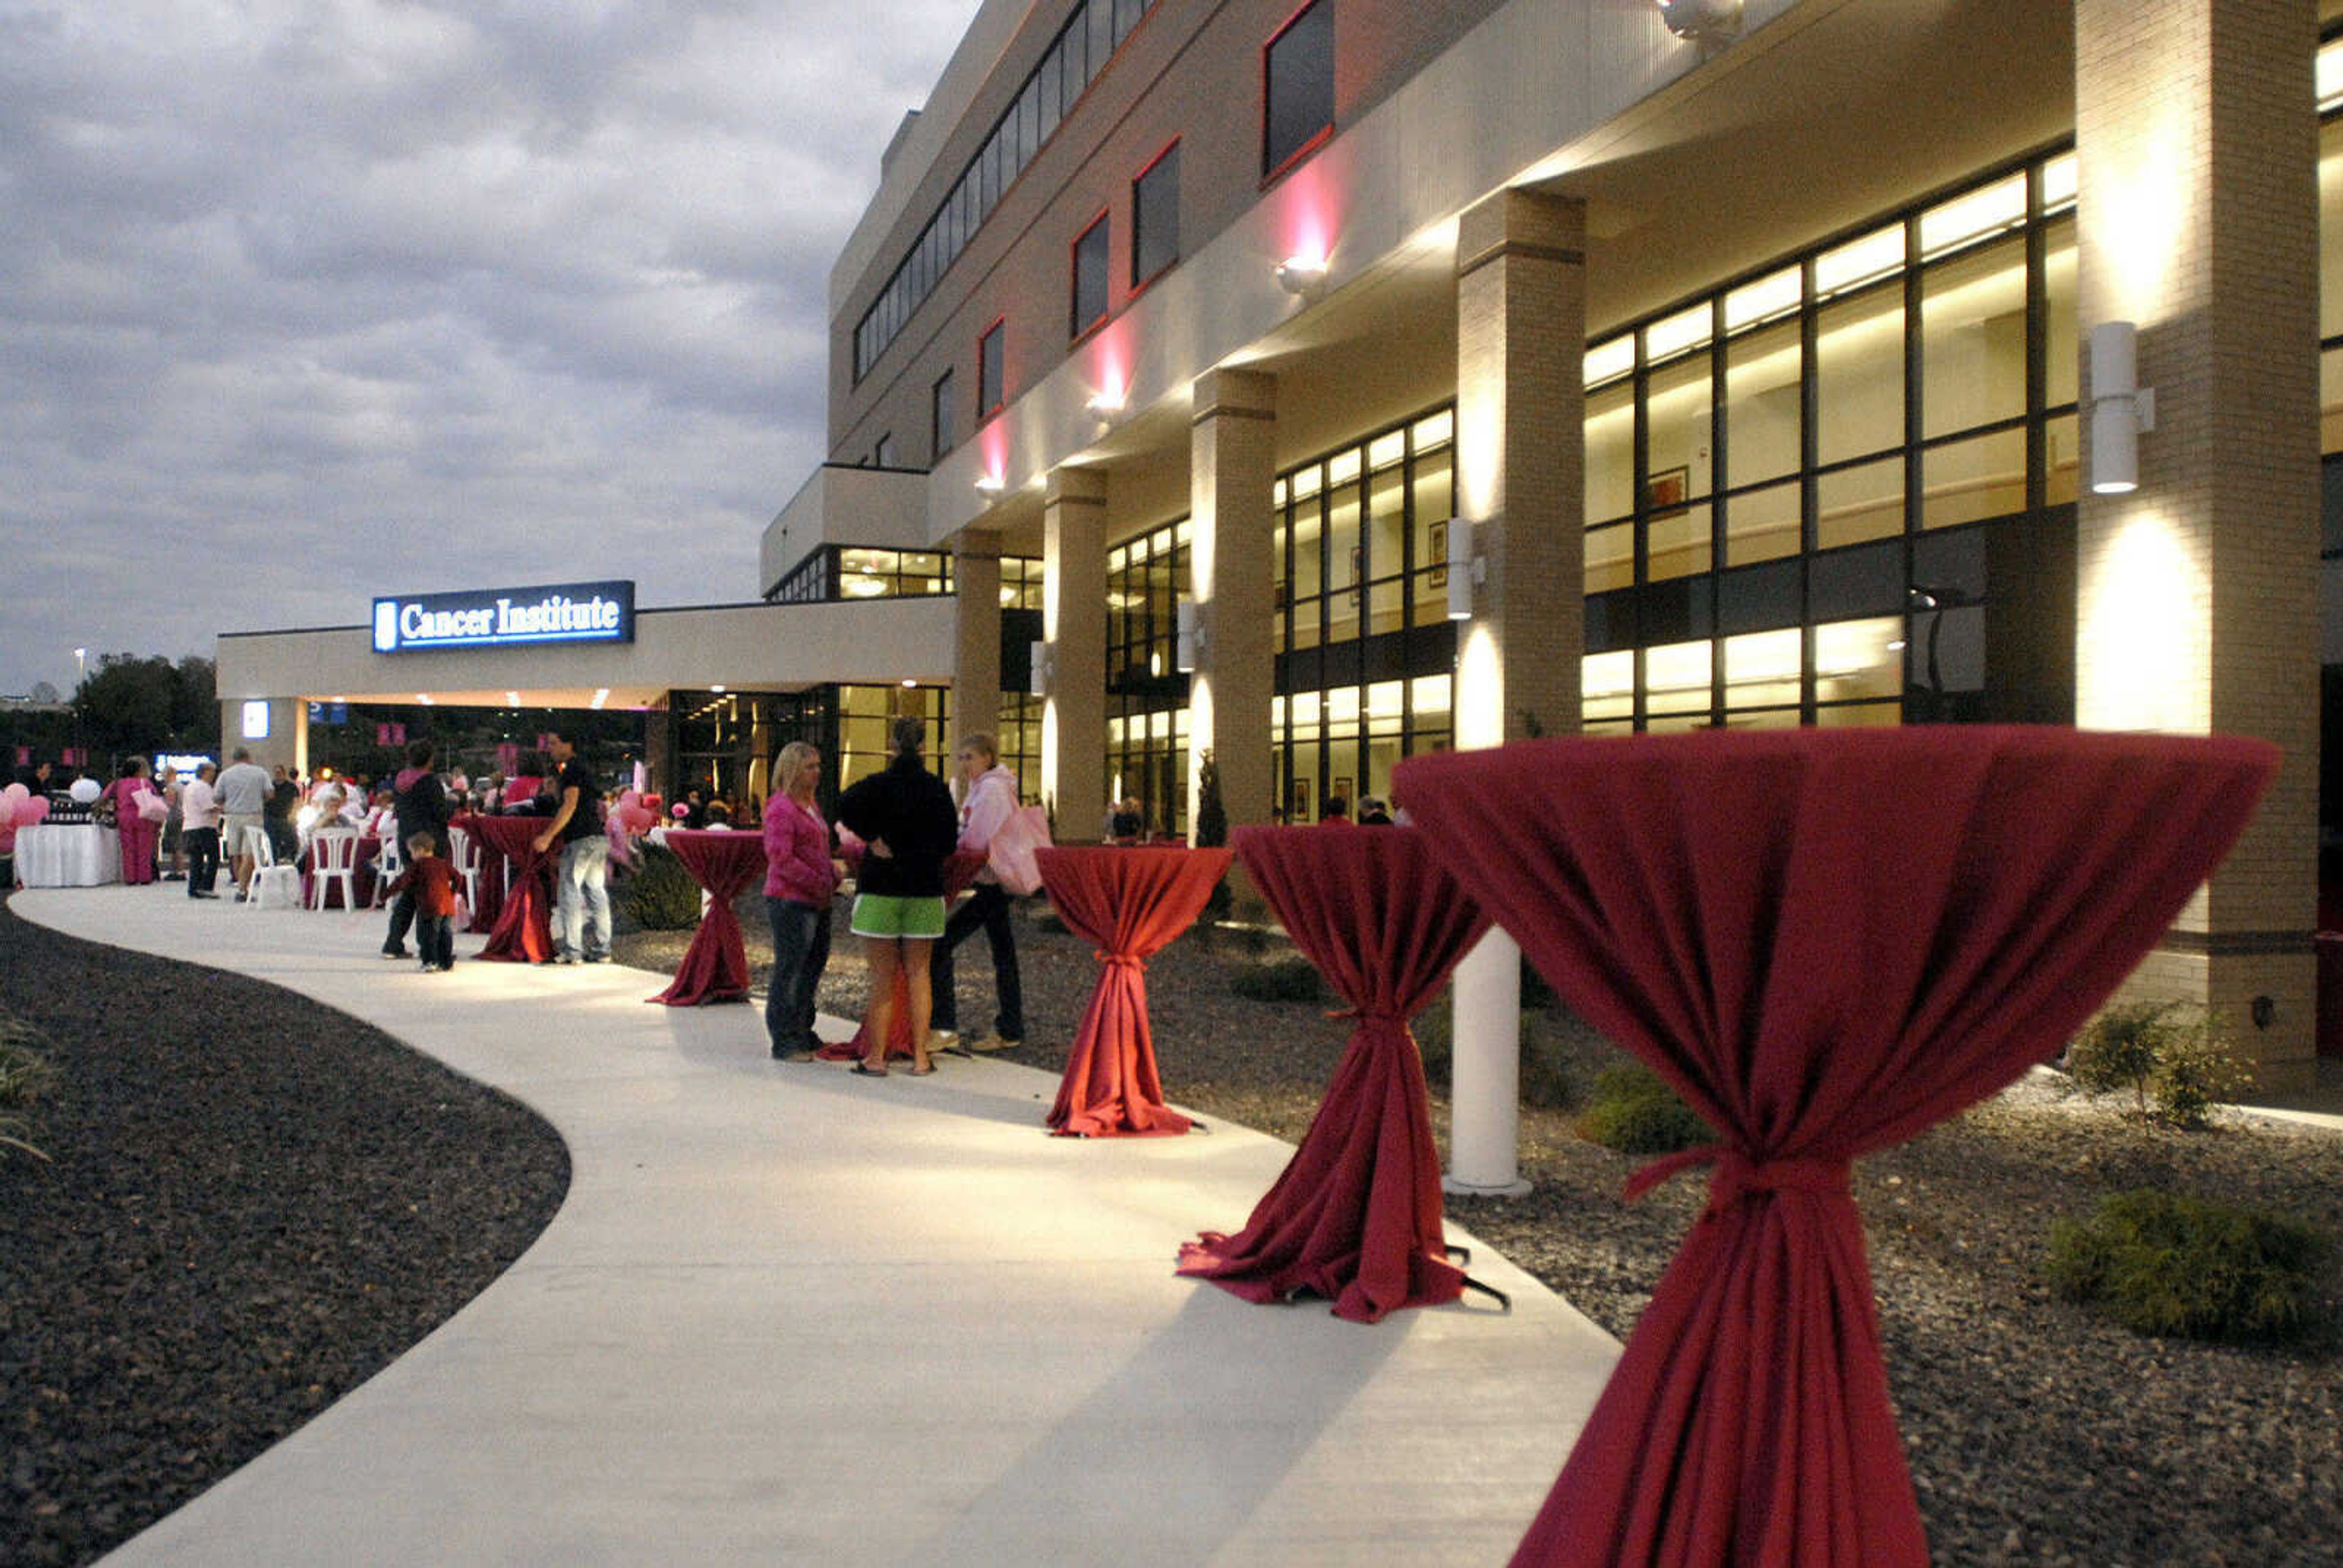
[977,317,1007,417]
[1261,0,1334,184]
[931,368,956,459]
[1070,207,1112,341]
[1131,138,1181,292]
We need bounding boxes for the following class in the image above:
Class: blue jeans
[765,896,832,1054]
[556,836,611,959]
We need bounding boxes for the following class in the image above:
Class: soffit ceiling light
[1656,0,1742,43]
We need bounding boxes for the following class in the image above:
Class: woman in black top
[833,716,959,1076]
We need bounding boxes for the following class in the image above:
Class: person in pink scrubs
[99,756,162,885]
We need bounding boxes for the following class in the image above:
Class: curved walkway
[16,888,1619,1567]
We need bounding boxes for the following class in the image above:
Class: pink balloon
[21,797,48,825]
[2,782,26,808]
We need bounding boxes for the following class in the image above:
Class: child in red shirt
[386,831,459,972]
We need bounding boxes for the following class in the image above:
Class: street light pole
[71,648,85,769]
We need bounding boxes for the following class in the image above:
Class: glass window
[1132,142,1180,286]
[1646,354,1713,503]
[1071,213,1110,337]
[1644,639,1713,716]
[1089,0,1116,78]
[1585,379,1635,523]
[1816,458,1901,549]
[1586,522,1632,593]
[1922,430,2024,529]
[1922,236,2026,439]
[1264,0,1334,177]
[977,320,1004,414]
[2043,215,2078,408]
[1647,504,1713,583]
[874,433,898,468]
[1114,0,1145,47]
[1816,287,1903,465]
[1726,321,1801,487]
[931,369,954,459]
[1725,480,1801,566]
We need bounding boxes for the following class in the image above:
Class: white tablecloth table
[15,824,123,887]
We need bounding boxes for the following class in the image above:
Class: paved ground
[15,887,1619,1567]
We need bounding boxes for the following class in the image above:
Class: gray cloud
[0,0,977,693]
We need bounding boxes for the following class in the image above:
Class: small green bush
[2064,1001,2247,1128]
[1231,954,1326,1004]
[1408,1005,1552,1102]
[1576,1062,1711,1156]
[1234,922,1272,957]
[621,845,705,931]
[2046,1189,2330,1343]
[0,1014,53,1163]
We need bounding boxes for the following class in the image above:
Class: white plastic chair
[448,825,482,914]
[243,828,301,910]
[308,828,361,911]
[372,832,405,907]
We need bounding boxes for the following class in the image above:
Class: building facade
[778,0,2337,1096]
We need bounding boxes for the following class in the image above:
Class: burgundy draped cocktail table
[1178,824,1493,1322]
[450,815,503,935]
[1037,844,1233,1137]
[649,830,768,1005]
[473,815,558,965]
[1394,726,2276,1567]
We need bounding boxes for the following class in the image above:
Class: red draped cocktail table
[649,830,769,1005]
[473,815,558,965]
[1178,824,1493,1322]
[1036,844,1233,1137]
[1394,726,2276,1567]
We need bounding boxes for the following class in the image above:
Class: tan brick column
[1187,367,1278,838]
[1042,468,1109,839]
[2076,0,2319,1094]
[1452,187,1586,748]
[951,531,1002,749]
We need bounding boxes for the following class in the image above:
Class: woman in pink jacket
[99,756,162,885]
[762,741,844,1060]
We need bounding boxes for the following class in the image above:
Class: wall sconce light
[1655,0,1742,41]
[974,472,1007,496]
[1029,639,1052,697]
[1445,517,1488,621]
[2089,320,2156,495]
[1175,599,1207,672]
[1086,388,1125,418]
[1275,255,1328,298]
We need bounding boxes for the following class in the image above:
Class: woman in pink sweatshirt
[762,741,844,1060]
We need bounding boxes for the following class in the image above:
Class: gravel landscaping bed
[0,897,569,1568]
[8,879,2339,1566]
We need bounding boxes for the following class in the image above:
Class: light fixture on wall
[1655,0,1742,41]
[2088,321,2157,494]
[1445,517,1488,621]
[1175,599,1207,672]
[1275,254,1328,298]
[1029,639,1053,697]
[974,472,1006,495]
[1087,387,1126,418]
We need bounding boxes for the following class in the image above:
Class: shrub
[2046,1189,2330,1343]
[620,845,704,931]
[1576,1062,1711,1156]
[1519,955,1559,1013]
[1231,954,1326,1004]
[1234,922,1272,958]
[0,1014,52,1163]
[2064,1001,2247,1128]
[1031,905,1070,935]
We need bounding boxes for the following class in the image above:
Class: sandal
[849,1061,888,1077]
[905,1061,937,1076]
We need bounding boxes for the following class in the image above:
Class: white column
[1444,929,1529,1196]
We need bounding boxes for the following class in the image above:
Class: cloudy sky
[0,0,981,697]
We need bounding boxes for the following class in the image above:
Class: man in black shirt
[531,730,609,964]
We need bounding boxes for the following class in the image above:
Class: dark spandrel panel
[1810,540,1904,620]
[1635,575,1712,645]
[1277,646,1324,694]
[1403,619,1458,675]
[1717,560,1803,635]
[1583,589,1632,653]
[1912,523,1988,602]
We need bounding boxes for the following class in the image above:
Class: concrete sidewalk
[17,886,1619,1567]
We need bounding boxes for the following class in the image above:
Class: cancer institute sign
[372,581,636,653]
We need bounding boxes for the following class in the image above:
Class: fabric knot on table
[1095,951,1146,971]
[1625,1145,1852,1220]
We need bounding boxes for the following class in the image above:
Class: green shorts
[850,893,947,940]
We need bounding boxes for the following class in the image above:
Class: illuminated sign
[240,701,272,739]
[371,581,635,653]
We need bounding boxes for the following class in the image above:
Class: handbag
[986,805,1053,896]
[135,789,170,824]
